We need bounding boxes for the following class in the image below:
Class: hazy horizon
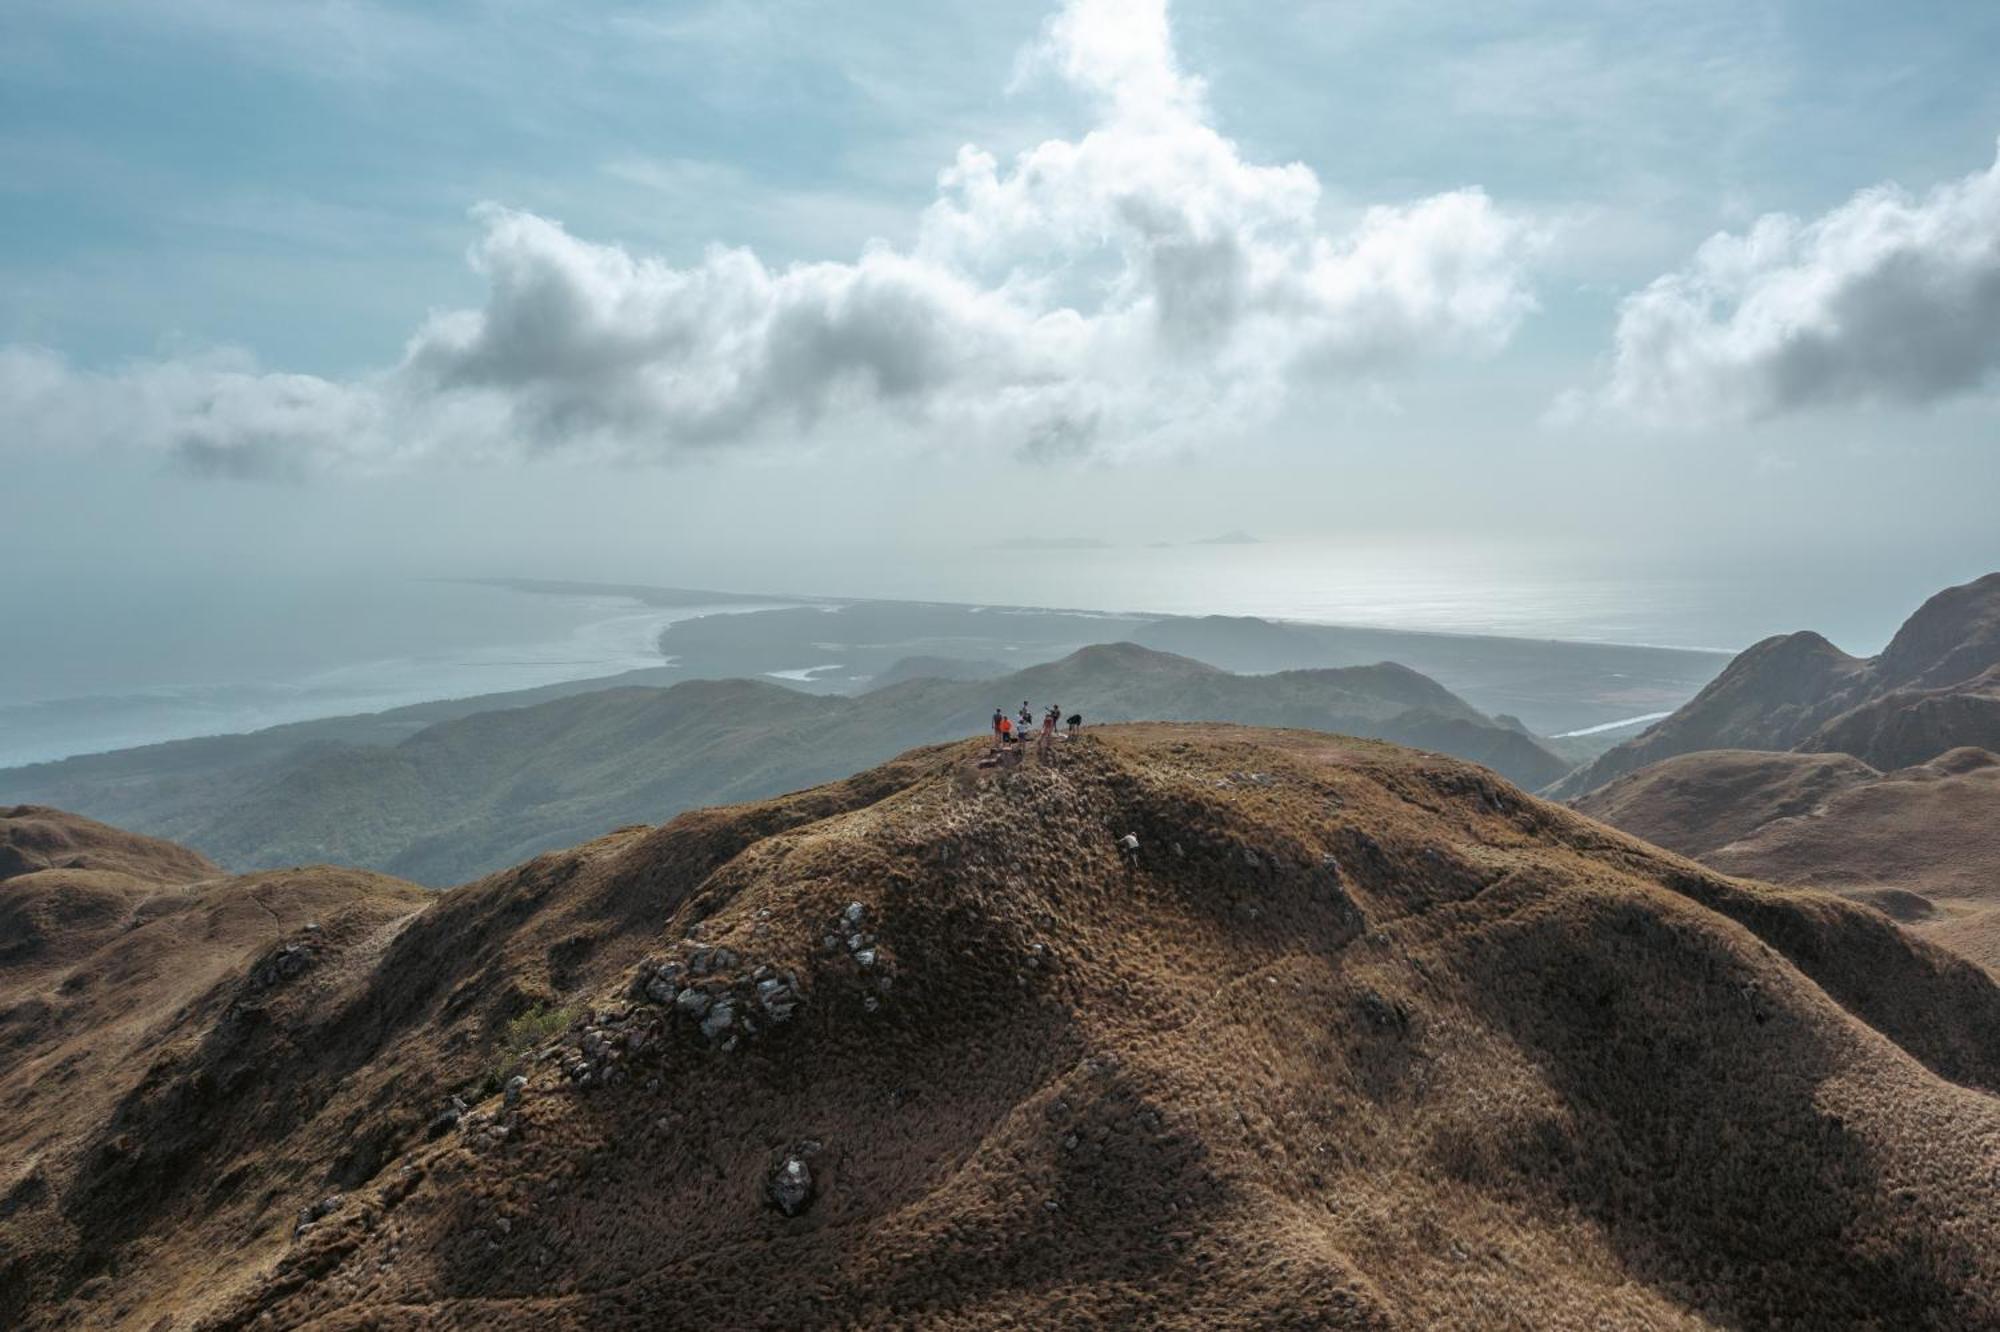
[5,540,1991,766]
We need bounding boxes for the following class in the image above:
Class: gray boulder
[768,1155,814,1216]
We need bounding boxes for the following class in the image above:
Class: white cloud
[5,0,1539,473]
[0,345,394,478]
[1576,140,2000,426]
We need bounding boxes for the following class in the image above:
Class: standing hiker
[991,707,1005,743]
[1018,701,1034,730]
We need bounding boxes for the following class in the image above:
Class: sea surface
[715,535,1982,657]
[2,540,1987,767]
[0,577,778,767]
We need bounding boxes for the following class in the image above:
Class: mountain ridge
[2,725,1996,1328]
[1552,572,2000,797]
[0,644,1569,885]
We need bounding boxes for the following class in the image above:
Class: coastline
[1,578,1735,770]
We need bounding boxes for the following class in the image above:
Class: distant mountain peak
[1554,571,2000,799]
[1876,570,2000,689]
[1049,641,1223,674]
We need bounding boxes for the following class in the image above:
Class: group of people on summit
[991,700,1081,749]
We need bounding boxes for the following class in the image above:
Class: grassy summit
[3,725,1996,1327]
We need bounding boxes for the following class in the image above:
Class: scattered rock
[295,1194,342,1235]
[701,1001,737,1043]
[768,1154,815,1216]
[756,975,803,1022]
[1358,989,1408,1032]
[504,1075,528,1108]
[251,941,318,991]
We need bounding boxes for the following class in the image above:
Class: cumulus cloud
[0,345,394,479]
[1575,140,2000,426]
[7,0,1539,473]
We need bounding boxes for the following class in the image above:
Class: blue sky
[3,0,1999,611]
[7,0,1997,371]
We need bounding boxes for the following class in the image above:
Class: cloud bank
[4,0,1539,475]
[1578,140,2000,426]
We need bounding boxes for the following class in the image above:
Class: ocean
[2,540,1987,767]
[712,535,1984,657]
[0,577,780,768]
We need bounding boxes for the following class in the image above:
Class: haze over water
[5,535,1987,767]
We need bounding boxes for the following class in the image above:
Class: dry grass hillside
[1,805,218,887]
[4,727,1999,1329]
[1569,750,1880,860]
[0,806,433,1328]
[1579,746,2000,971]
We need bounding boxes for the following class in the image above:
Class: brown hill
[1579,746,2000,970]
[1801,662,2000,771]
[1572,750,1881,860]
[1,804,218,886]
[1552,571,2000,798]
[1872,572,2000,691]
[3,728,1998,1329]
[0,806,227,980]
[0,823,430,1332]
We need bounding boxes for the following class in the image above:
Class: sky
[4,0,1999,630]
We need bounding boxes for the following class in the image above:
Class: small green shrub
[485,1002,576,1091]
